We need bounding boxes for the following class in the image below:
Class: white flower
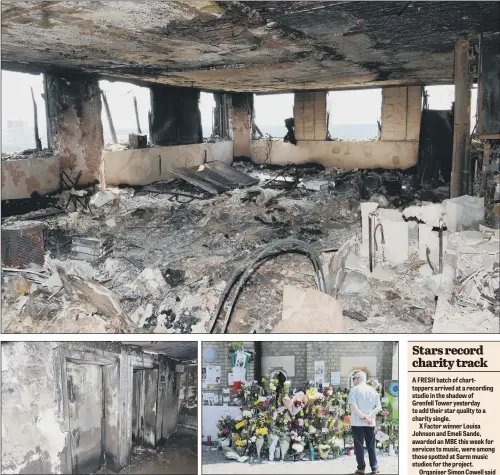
[284,381,291,387]
[250,436,257,442]
[292,443,304,453]
[242,410,253,418]
[269,383,276,390]
[308,426,317,434]
[330,437,344,448]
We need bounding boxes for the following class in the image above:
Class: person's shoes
[354,470,365,474]
[371,469,380,474]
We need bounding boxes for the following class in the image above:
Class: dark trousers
[352,426,378,471]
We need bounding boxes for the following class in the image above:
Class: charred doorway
[132,368,159,449]
[67,362,103,474]
[62,351,121,475]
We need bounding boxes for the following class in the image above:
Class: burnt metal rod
[101,90,118,144]
[148,110,153,144]
[426,247,437,275]
[31,87,42,151]
[133,96,142,134]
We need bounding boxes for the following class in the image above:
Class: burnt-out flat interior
[1,342,198,475]
[1,1,499,92]
[1,2,499,336]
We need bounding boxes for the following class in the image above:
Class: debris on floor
[96,432,197,475]
[1,160,499,334]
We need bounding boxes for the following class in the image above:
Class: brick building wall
[202,341,397,403]
[263,341,395,388]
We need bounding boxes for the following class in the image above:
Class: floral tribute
[217,414,237,439]
[217,378,352,462]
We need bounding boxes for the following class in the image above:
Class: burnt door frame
[59,349,120,475]
[128,356,160,453]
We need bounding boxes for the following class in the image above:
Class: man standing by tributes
[348,371,382,474]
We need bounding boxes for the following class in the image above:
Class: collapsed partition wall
[1,342,185,475]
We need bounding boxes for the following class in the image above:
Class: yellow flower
[305,423,309,428]
[300,411,304,417]
[235,439,247,447]
[255,427,268,436]
[235,420,248,430]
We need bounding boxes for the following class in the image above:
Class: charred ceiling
[1,1,499,92]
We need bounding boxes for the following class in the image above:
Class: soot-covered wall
[1,342,183,475]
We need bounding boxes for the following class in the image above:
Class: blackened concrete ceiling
[127,341,198,361]
[1,1,499,92]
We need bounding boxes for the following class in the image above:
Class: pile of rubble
[333,197,499,334]
[1,161,498,334]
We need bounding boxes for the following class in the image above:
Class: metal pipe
[374,222,385,252]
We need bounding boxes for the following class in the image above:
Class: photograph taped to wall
[202,340,399,474]
[205,365,221,387]
[331,371,341,387]
[1,341,198,475]
[314,360,325,388]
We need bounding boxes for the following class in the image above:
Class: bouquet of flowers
[234,438,248,456]
[237,381,264,405]
[217,414,237,440]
